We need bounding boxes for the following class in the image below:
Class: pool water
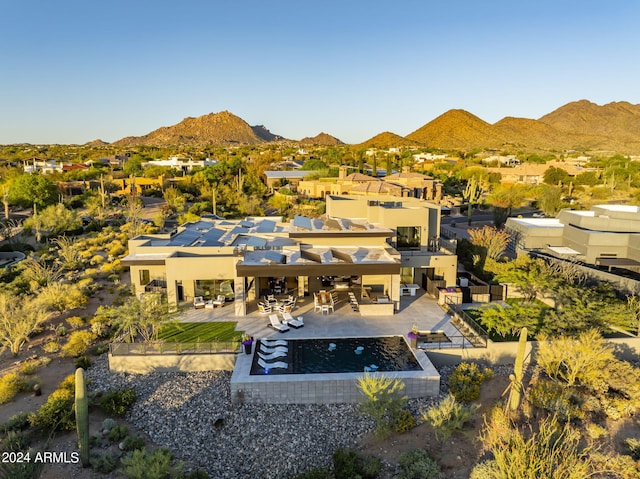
[250,336,422,375]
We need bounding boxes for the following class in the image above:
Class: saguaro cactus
[75,367,90,467]
[508,327,528,412]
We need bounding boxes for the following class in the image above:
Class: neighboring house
[145,156,219,174]
[263,171,310,191]
[23,158,64,174]
[481,155,520,166]
[413,153,448,164]
[505,204,640,268]
[485,161,594,186]
[298,167,443,202]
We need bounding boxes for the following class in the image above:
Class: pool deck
[179,289,468,403]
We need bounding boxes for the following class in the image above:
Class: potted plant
[407,324,419,348]
[241,334,254,354]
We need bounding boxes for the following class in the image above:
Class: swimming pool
[250,336,422,375]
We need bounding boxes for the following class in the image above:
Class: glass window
[139,269,150,285]
[397,226,421,249]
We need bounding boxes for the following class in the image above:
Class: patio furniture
[268,314,290,333]
[258,302,272,314]
[258,350,287,361]
[321,304,330,315]
[259,344,288,354]
[193,296,206,309]
[212,295,226,307]
[204,300,214,310]
[261,339,288,347]
[281,312,304,329]
[258,358,288,370]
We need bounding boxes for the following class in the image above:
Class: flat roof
[596,204,640,213]
[507,218,564,228]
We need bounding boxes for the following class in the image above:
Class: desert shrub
[590,451,640,479]
[357,372,407,438]
[422,394,477,441]
[584,423,607,441]
[42,340,60,354]
[478,408,593,479]
[121,434,145,452]
[527,378,584,421]
[469,460,499,479]
[28,374,75,432]
[332,447,381,479]
[60,330,96,357]
[65,315,85,329]
[101,418,117,433]
[18,360,39,375]
[625,438,640,460]
[90,254,105,265]
[107,424,129,442]
[396,449,443,479]
[89,343,110,355]
[294,468,332,479]
[74,356,92,370]
[91,452,117,474]
[0,430,30,453]
[393,409,416,433]
[100,388,136,416]
[55,325,67,337]
[448,362,494,402]
[0,454,45,478]
[0,373,26,404]
[90,315,112,338]
[0,413,31,434]
[120,447,183,479]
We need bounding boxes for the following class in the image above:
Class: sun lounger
[268,314,290,333]
[258,358,288,370]
[259,344,288,354]
[281,312,304,329]
[261,339,288,347]
[258,350,287,361]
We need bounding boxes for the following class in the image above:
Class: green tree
[0,292,52,355]
[534,184,564,216]
[543,166,570,185]
[468,225,510,261]
[123,156,144,176]
[485,185,529,227]
[96,293,174,343]
[8,174,58,209]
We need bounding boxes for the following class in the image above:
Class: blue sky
[1,0,639,145]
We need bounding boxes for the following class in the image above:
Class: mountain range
[110,101,640,154]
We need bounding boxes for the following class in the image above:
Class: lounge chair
[281,312,304,329]
[261,339,288,347]
[268,314,290,333]
[258,358,288,370]
[212,295,226,307]
[258,302,272,314]
[193,296,206,309]
[258,350,287,361]
[259,344,288,354]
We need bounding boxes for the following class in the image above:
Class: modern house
[505,205,640,270]
[122,197,457,316]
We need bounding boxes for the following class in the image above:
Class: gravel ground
[86,356,448,478]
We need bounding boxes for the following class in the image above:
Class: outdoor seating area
[314,291,335,315]
[258,294,298,315]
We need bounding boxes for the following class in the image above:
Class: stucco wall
[108,353,236,374]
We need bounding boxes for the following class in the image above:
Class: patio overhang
[235,262,400,278]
